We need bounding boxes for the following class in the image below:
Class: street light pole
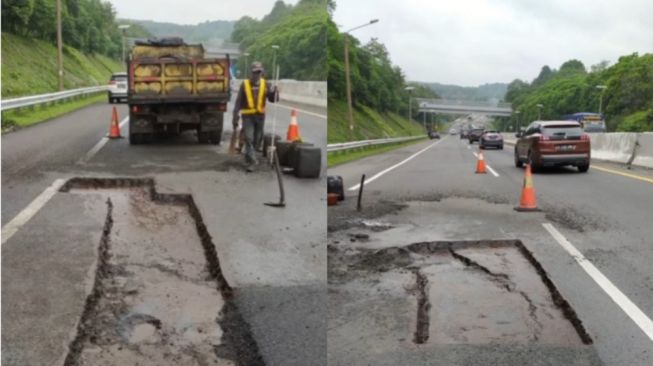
[536,104,544,120]
[404,86,414,123]
[596,85,607,115]
[243,52,250,78]
[515,110,521,132]
[56,0,63,91]
[343,19,379,141]
[118,25,130,66]
[271,45,280,80]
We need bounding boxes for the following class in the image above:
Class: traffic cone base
[475,151,487,174]
[287,109,300,141]
[514,164,540,212]
[108,106,122,139]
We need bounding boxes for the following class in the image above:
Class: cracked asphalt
[2,98,326,366]
[327,136,653,366]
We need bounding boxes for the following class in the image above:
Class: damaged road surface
[328,239,603,366]
[62,182,262,366]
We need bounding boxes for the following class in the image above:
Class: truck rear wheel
[209,129,222,145]
[130,133,144,145]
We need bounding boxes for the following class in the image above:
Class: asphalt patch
[60,178,263,366]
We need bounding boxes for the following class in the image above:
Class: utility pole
[57,0,64,91]
[344,35,355,140]
[343,19,379,141]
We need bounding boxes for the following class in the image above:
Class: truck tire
[293,146,321,179]
[262,133,282,158]
[327,175,345,201]
[130,133,144,145]
[288,142,314,169]
[275,141,293,167]
[209,129,222,145]
[197,129,210,144]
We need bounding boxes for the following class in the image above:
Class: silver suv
[108,72,128,104]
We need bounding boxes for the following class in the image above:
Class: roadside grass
[328,137,428,167]
[2,93,106,133]
[328,99,426,143]
[2,32,122,98]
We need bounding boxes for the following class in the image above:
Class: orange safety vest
[241,78,267,115]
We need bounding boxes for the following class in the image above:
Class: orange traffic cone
[475,151,487,174]
[108,106,122,139]
[514,164,540,212]
[286,109,300,141]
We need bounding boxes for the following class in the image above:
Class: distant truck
[562,112,606,133]
[127,38,231,144]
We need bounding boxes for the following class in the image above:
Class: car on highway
[514,121,590,172]
[467,128,484,144]
[107,72,128,104]
[479,130,503,149]
[428,131,440,139]
[449,129,457,135]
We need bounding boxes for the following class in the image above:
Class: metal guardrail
[1,86,109,112]
[327,135,425,152]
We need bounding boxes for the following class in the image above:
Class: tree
[532,66,553,87]
[1,0,35,34]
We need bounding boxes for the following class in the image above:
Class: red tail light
[581,134,590,141]
[132,105,139,113]
[539,135,549,141]
[207,103,227,112]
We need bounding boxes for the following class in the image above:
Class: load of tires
[262,133,322,179]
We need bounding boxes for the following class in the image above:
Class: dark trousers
[243,114,265,163]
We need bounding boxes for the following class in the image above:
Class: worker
[232,61,279,171]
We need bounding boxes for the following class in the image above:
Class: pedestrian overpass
[417,98,513,117]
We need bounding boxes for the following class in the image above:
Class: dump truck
[127,38,230,144]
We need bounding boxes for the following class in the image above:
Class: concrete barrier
[632,132,653,168]
[590,133,638,164]
[276,80,326,108]
[232,79,326,108]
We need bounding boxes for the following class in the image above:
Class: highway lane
[2,98,326,366]
[328,136,653,366]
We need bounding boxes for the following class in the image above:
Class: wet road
[2,99,327,366]
[328,136,653,366]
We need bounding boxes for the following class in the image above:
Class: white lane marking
[2,179,67,246]
[348,139,443,191]
[542,223,653,341]
[275,103,326,119]
[79,116,129,163]
[472,151,500,177]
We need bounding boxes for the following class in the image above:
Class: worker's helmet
[251,61,264,73]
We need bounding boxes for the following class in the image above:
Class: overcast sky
[334,0,653,86]
[107,0,299,24]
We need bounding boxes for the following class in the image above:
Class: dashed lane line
[79,116,129,164]
[1,179,67,246]
[347,139,444,191]
[543,223,653,341]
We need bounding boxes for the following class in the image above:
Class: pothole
[331,240,592,347]
[60,178,263,366]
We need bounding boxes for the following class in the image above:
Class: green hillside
[125,19,235,47]
[328,100,426,143]
[2,32,122,97]
[232,0,327,80]
[504,54,653,132]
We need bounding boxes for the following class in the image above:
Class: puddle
[60,179,263,366]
